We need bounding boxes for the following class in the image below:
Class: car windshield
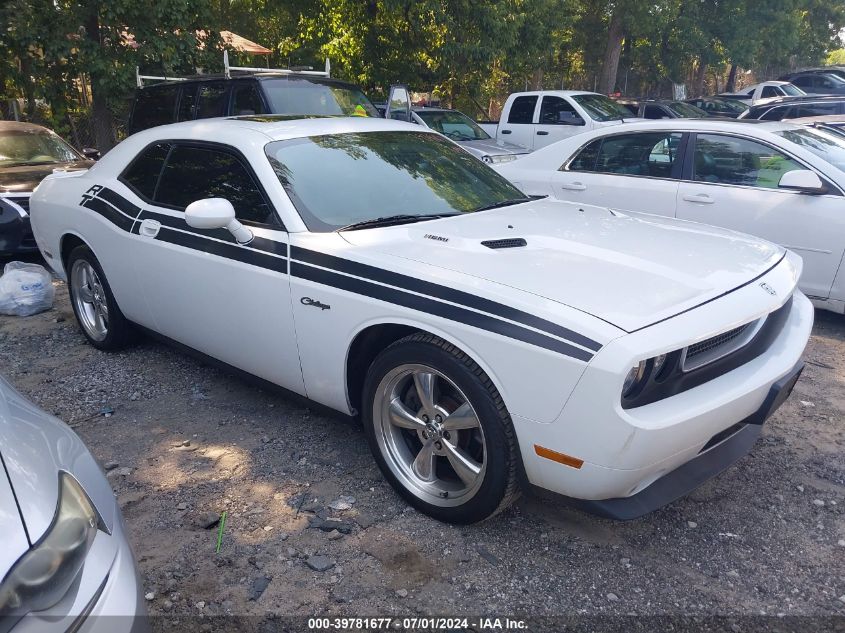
[0,128,81,168]
[415,110,490,141]
[777,127,845,171]
[265,131,527,231]
[665,102,708,117]
[781,84,805,96]
[571,94,633,121]
[261,78,380,118]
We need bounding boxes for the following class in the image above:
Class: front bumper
[556,360,803,520]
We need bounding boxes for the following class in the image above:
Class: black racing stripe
[292,262,594,362]
[135,209,288,257]
[290,246,601,352]
[82,197,135,232]
[157,227,288,274]
[98,187,140,217]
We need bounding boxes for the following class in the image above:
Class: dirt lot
[1,277,844,630]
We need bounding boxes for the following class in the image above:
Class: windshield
[777,127,845,171]
[571,94,633,121]
[665,102,708,117]
[265,131,526,231]
[415,110,491,141]
[781,84,805,96]
[262,79,379,118]
[0,129,81,168]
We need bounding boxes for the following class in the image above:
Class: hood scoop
[481,238,527,250]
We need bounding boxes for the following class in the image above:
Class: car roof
[137,114,428,142]
[139,74,361,91]
[509,90,598,97]
[789,114,845,124]
[748,95,845,108]
[0,121,53,134]
[566,118,800,133]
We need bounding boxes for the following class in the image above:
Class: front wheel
[362,333,521,523]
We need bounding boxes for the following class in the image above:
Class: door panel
[500,95,538,150]
[533,96,586,149]
[677,133,845,299]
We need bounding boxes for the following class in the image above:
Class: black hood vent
[481,238,527,249]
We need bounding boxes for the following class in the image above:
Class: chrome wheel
[373,364,487,507]
[70,260,109,342]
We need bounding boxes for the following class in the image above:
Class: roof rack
[136,51,331,87]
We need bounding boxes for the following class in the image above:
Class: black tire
[66,245,138,351]
[362,332,521,523]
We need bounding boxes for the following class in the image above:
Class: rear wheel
[362,333,521,523]
[67,245,138,350]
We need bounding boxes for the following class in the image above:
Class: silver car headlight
[0,474,99,620]
[482,153,518,164]
[622,360,649,397]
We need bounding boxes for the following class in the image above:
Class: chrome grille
[681,317,765,372]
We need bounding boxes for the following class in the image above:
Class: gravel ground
[1,277,844,630]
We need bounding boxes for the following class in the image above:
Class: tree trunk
[725,63,738,93]
[82,2,116,151]
[598,10,624,95]
[531,68,544,91]
[693,62,707,97]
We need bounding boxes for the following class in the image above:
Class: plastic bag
[0,261,55,316]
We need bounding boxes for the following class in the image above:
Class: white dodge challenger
[30,116,812,523]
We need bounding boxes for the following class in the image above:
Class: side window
[760,106,786,121]
[693,134,803,189]
[196,82,229,119]
[178,85,198,122]
[761,86,779,98]
[565,138,602,171]
[507,96,538,124]
[795,103,840,118]
[597,132,682,177]
[643,105,667,119]
[155,145,276,225]
[232,83,265,116]
[539,96,579,124]
[792,76,811,89]
[130,86,178,133]
[120,143,170,200]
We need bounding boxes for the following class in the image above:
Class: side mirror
[81,147,100,160]
[385,84,412,122]
[185,198,253,244]
[778,169,827,195]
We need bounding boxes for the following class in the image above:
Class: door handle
[682,193,714,204]
[560,182,587,191]
[501,129,512,134]
[138,218,161,238]
[536,130,549,136]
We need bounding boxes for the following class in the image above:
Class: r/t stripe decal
[81,186,600,361]
[292,263,594,361]
[290,246,601,352]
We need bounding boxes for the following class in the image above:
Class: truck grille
[681,317,765,372]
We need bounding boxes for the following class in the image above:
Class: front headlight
[482,154,517,164]
[0,474,99,620]
[622,360,648,397]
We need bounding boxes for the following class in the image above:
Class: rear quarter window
[129,86,179,133]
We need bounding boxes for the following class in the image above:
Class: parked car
[780,67,845,82]
[31,116,811,523]
[684,96,749,118]
[634,100,709,119]
[720,81,805,105]
[779,71,845,94]
[790,114,845,139]
[494,118,845,314]
[411,107,528,163]
[0,374,148,631]
[476,90,641,151]
[739,96,845,121]
[0,122,95,256]
[128,69,380,135]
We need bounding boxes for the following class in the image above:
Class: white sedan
[496,119,845,315]
[30,116,811,523]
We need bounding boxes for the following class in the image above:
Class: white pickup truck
[477,90,641,151]
[719,80,805,106]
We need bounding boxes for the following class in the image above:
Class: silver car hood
[0,375,115,545]
[0,459,29,574]
[459,138,528,157]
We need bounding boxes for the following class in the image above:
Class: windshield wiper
[471,198,532,213]
[337,213,459,232]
